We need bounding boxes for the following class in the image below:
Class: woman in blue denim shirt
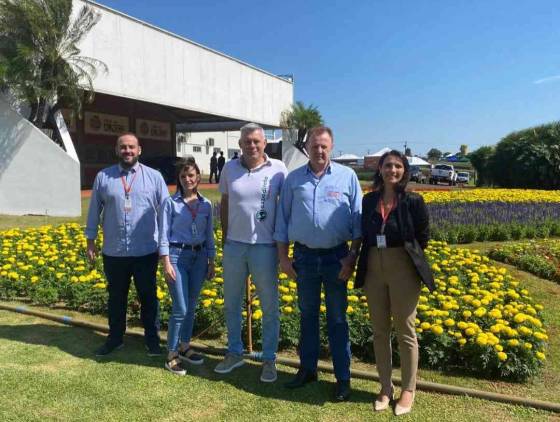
[159,158,216,375]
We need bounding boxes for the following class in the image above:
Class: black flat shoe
[284,369,318,389]
[334,380,351,402]
[95,342,123,356]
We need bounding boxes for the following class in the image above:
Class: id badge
[191,221,198,237]
[124,197,132,213]
[376,235,387,249]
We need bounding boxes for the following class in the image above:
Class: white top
[219,155,288,244]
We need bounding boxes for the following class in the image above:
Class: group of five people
[85,123,432,416]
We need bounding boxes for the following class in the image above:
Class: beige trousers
[364,247,421,392]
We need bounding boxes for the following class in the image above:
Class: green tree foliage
[492,123,560,189]
[460,144,468,155]
[469,146,494,187]
[427,148,442,161]
[469,123,560,189]
[280,101,323,150]
[0,0,107,127]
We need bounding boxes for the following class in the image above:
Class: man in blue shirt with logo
[274,126,362,401]
[86,132,169,356]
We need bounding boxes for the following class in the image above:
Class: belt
[169,242,204,251]
[294,242,346,255]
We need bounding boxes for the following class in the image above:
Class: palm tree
[0,0,107,128]
[280,101,324,150]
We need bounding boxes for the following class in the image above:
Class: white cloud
[533,75,560,84]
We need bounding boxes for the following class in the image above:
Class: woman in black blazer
[355,150,433,416]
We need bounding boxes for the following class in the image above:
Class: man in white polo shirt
[214,123,288,383]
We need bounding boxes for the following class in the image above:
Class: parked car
[457,171,470,184]
[410,165,427,183]
[429,164,457,185]
[141,156,182,184]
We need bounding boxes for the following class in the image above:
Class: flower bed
[418,189,560,244]
[488,240,560,284]
[0,224,549,381]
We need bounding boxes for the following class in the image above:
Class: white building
[0,0,293,216]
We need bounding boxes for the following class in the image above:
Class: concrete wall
[77,0,293,126]
[0,98,81,217]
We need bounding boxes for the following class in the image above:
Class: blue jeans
[293,243,351,381]
[222,240,279,361]
[167,247,208,352]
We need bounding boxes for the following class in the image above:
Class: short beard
[119,156,139,169]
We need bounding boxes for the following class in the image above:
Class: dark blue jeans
[102,253,160,347]
[293,243,351,381]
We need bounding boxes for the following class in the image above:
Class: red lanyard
[379,196,396,233]
[185,200,200,220]
[120,168,139,197]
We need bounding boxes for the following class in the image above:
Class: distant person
[275,126,362,401]
[209,151,218,183]
[214,123,288,383]
[355,150,434,416]
[232,151,239,160]
[217,151,226,181]
[159,157,216,376]
[85,132,169,357]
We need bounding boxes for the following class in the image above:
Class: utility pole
[403,140,408,154]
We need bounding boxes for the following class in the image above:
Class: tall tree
[460,144,468,156]
[426,148,442,161]
[280,101,323,150]
[0,0,107,128]
[469,146,494,187]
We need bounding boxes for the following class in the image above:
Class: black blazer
[355,190,435,291]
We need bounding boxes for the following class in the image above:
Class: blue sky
[98,0,560,157]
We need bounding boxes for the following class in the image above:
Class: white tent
[365,147,391,157]
[332,153,361,162]
[407,156,430,166]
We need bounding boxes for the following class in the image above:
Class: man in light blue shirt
[85,132,169,356]
[275,126,362,401]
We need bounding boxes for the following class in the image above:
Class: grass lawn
[0,308,556,422]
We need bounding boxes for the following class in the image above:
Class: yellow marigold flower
[253,310,263,320]
[465,328,476,337]
[462,310,472,318]
[283,306,293,314]
[444,319,455,327]
[497,352,508,361]
[281,295,294,303]
[215,299,224,305]
[279,273,288,280]
[431,325,444,335]
[524,342,533,350]
[494,344,503,352]
[347,306,354,314]
[458,338,467,346]
[320,305,326,313]
[420,322,431,330]
[536,352,546,360]
[507,339,519,347]
[93,282,106,289]
[202,299,212,308]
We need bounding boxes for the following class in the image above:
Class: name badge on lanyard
[377,196,396,249]
[186,200,200,237]
[121,168,139,213]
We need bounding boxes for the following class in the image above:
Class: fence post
[245,276,253,353]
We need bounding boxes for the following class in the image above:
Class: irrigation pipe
[1,302,559,413]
